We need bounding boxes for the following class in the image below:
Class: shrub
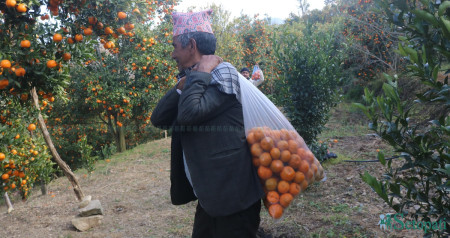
[273,22,344,159]
[355,1,449,236]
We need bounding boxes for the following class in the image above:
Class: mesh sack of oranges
[237,73,325,219]
[251,65,264,81]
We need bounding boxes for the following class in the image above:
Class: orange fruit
[75,34,83,42]
[27,123,36,131]
[268,204,283,219]
[271,130,281,142]
[1,59,11,69]
[62,53,71,61]
[266,191,280,204]
[0,153,5,161]
[289,183,301,196]
[53,33,63,42]
[15,67,26,77]
[277,180,290,194]
[270,147,281,160]
[16,3,26,12]
[280,150,291,163]
[259,152,272,167]
[67,38,74,44]
[288,154,301,169]
[270,160,284,174]
[289,131,298,140]
[265,178,278,191]
[280,129,291,140]
[253,128,265,141]
[20,40,31,48]
[47,60,57,68]
[83,28,93,35]
[13,170,19,177]
[300,180,309,192]
[306,169,314,181]
[280,193,294,208]
[88,16,97,25]
[1,174,9,180]
[10,183,16,189]
[260,137,274,151]
[246,132,256,144]
[118,11,127,19]
[288,140,299,154]
[299,160,310,174]
[294,171,305,184]
[280,166,295,182]
[250,143,263,157]
[276,140,289,151]
[257,166,272,180]
[105,27,114,35]
[5,0,16,8]
[298,148,314,163]
[0,79,9,89]
[117,27,126,35]
[18,172,25,178]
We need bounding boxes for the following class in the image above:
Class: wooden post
[4,192,13,213]
[30,87,85,201]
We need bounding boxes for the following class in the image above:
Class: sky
[174,0,325,20]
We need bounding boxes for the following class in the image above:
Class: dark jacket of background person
[150,70,264,217]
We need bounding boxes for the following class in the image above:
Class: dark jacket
[151,70,264,217]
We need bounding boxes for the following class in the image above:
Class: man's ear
[189,38,197,51]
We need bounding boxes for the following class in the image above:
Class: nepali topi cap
[172,10,214,37]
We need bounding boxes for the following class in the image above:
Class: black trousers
[192,200,261,238]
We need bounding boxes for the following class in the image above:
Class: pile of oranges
[247,127,324,219]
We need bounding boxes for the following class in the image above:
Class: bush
[355,1,449,236]
[273,22,344,154]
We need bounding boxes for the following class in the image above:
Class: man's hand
[193,55,223,73]
[176,76,186,90]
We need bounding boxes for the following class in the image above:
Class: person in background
[150,9,264,238]
[241,66,264,87]
[240,67,251,79]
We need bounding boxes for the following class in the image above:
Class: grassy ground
[0,103,422,238]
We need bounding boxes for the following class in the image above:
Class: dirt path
[0,107,423,237]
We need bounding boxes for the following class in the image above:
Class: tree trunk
[118,125,126,152]
[30,87,85,201]
[40,179,47,196]
[4,192,13,213]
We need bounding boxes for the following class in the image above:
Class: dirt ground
[0,105,424,238]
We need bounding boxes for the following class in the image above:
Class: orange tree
[232,14,278,95]
[0,96,55,198]
[339,0,404,88]
[47,4,177,161]
[1,0,178,200]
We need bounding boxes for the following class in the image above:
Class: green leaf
[352,103,371,119]
[378,152,386,166]
[412,9,440,27]
[439,1,450,17]
[361,172,389,203]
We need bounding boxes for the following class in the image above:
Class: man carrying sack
[151,10,264,238]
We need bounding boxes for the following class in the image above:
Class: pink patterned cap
[172,10,214,36]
